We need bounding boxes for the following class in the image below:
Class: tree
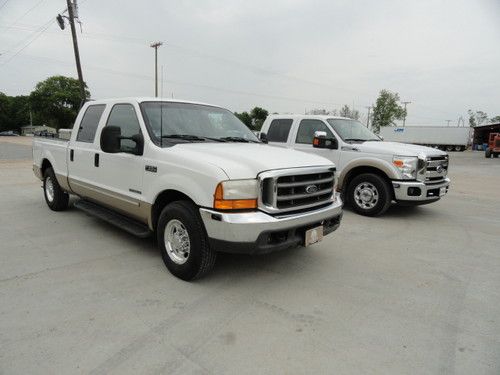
[489,115,500,124]
[339,105,360,120]
[371,90,406,133]
[29,76,90,130]
[306,109,338,116]
[468,110,488,127]
[250,107,269,130]
[0,93,30,132]
[234,111,252,128]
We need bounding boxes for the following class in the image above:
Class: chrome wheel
[354,182,379,209]
[164,219,190,265]
[45,176,55,203]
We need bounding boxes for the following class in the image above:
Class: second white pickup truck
[33,98,343,280]
[260,115,451,216]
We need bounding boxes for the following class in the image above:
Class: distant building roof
[474,122,500,129]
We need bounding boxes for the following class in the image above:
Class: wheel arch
[338,158,397,192]
[150,189,197,232]
[41,158,53,176]
[341,165,395,202]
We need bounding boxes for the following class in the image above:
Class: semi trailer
[379,126,470,151]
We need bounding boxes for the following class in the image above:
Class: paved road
[1,142,499,374]
[0,139,32,160]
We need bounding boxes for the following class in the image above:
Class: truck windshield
[140,102,259,145]
[327,119,381,143]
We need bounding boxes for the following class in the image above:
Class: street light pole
[402,101,411,127]
[365,106,372,128]
[150,42,163,97]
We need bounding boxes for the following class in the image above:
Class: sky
[0,0,499,126]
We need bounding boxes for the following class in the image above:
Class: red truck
[485,133,500,158]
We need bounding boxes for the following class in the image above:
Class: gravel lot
[1,138,499,374]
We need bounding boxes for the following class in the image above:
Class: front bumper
[199,197,343,255]
[392,177,450,202]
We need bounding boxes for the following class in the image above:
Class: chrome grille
[422,156,448,183]
[495,139,500,148]
[259,167,336,214]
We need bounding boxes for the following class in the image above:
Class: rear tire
[43,167,69,211]
[485,148,491,158]
[446,145,454,152]
[493,153,499,158]
[157,200,216,281]
[347,173,392,217]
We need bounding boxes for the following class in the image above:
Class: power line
[0,19,54,66]
[1,0,47,31]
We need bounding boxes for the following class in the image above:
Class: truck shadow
[342,202,440,219]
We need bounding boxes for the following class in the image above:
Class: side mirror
[130,133,144,155]
[100,126,144,155]
[100,126,121,153]
[313,131,338,149]
[259,132,268,144]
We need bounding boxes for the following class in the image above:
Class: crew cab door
[96,103,147,222]
[291,119,341,166]
[68,104,107,197]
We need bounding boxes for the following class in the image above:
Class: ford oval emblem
[305,184,319,194]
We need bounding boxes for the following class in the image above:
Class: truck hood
[356,141,447,158]
[171,143,333,179]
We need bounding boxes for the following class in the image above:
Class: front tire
[157,201,216,281]
[485,148,491,158]
[347,173,392,216]
[493,153,499,158]
[43,167,69,211]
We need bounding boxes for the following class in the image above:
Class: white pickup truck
[260,115,450,216]
[33,98,343,280]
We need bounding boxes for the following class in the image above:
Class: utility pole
[401,101,411,127]
[446,120,451,127]
[150,42,163,97]
[65,0,85,107]
[365,106,372,128]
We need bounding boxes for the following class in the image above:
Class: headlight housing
[393,156,418,180]
[213,179,258,210]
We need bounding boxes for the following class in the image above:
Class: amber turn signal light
[213,183,258,210]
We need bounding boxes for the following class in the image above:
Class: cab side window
[106,104,141,152]
[76,105,106,143]
[296,119,334,144]
[267,119,293,143]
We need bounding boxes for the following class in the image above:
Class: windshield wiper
[344,138,369,143]
[161,134,230,142]
[217,136,258,143]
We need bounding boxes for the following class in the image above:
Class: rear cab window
[76,105,106,143]
[266,119,293,143]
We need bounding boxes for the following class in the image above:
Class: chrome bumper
[392,178,450,201]
[199,196,343,244]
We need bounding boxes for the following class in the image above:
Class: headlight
[393,156,418,180]
[213,179,258,210]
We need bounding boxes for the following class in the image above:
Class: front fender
[338,157,399,189]
[143,159,229,208]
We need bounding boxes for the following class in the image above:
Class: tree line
[0,76,89,133]
[3,75,498,135]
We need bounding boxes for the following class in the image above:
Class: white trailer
[379,126,470,151]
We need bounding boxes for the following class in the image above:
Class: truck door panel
[68,104,106,197]
[97,103,147,222]
[292,119,341,166]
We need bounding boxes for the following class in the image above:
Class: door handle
[70,149,74,161]
[94,153,99,167]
